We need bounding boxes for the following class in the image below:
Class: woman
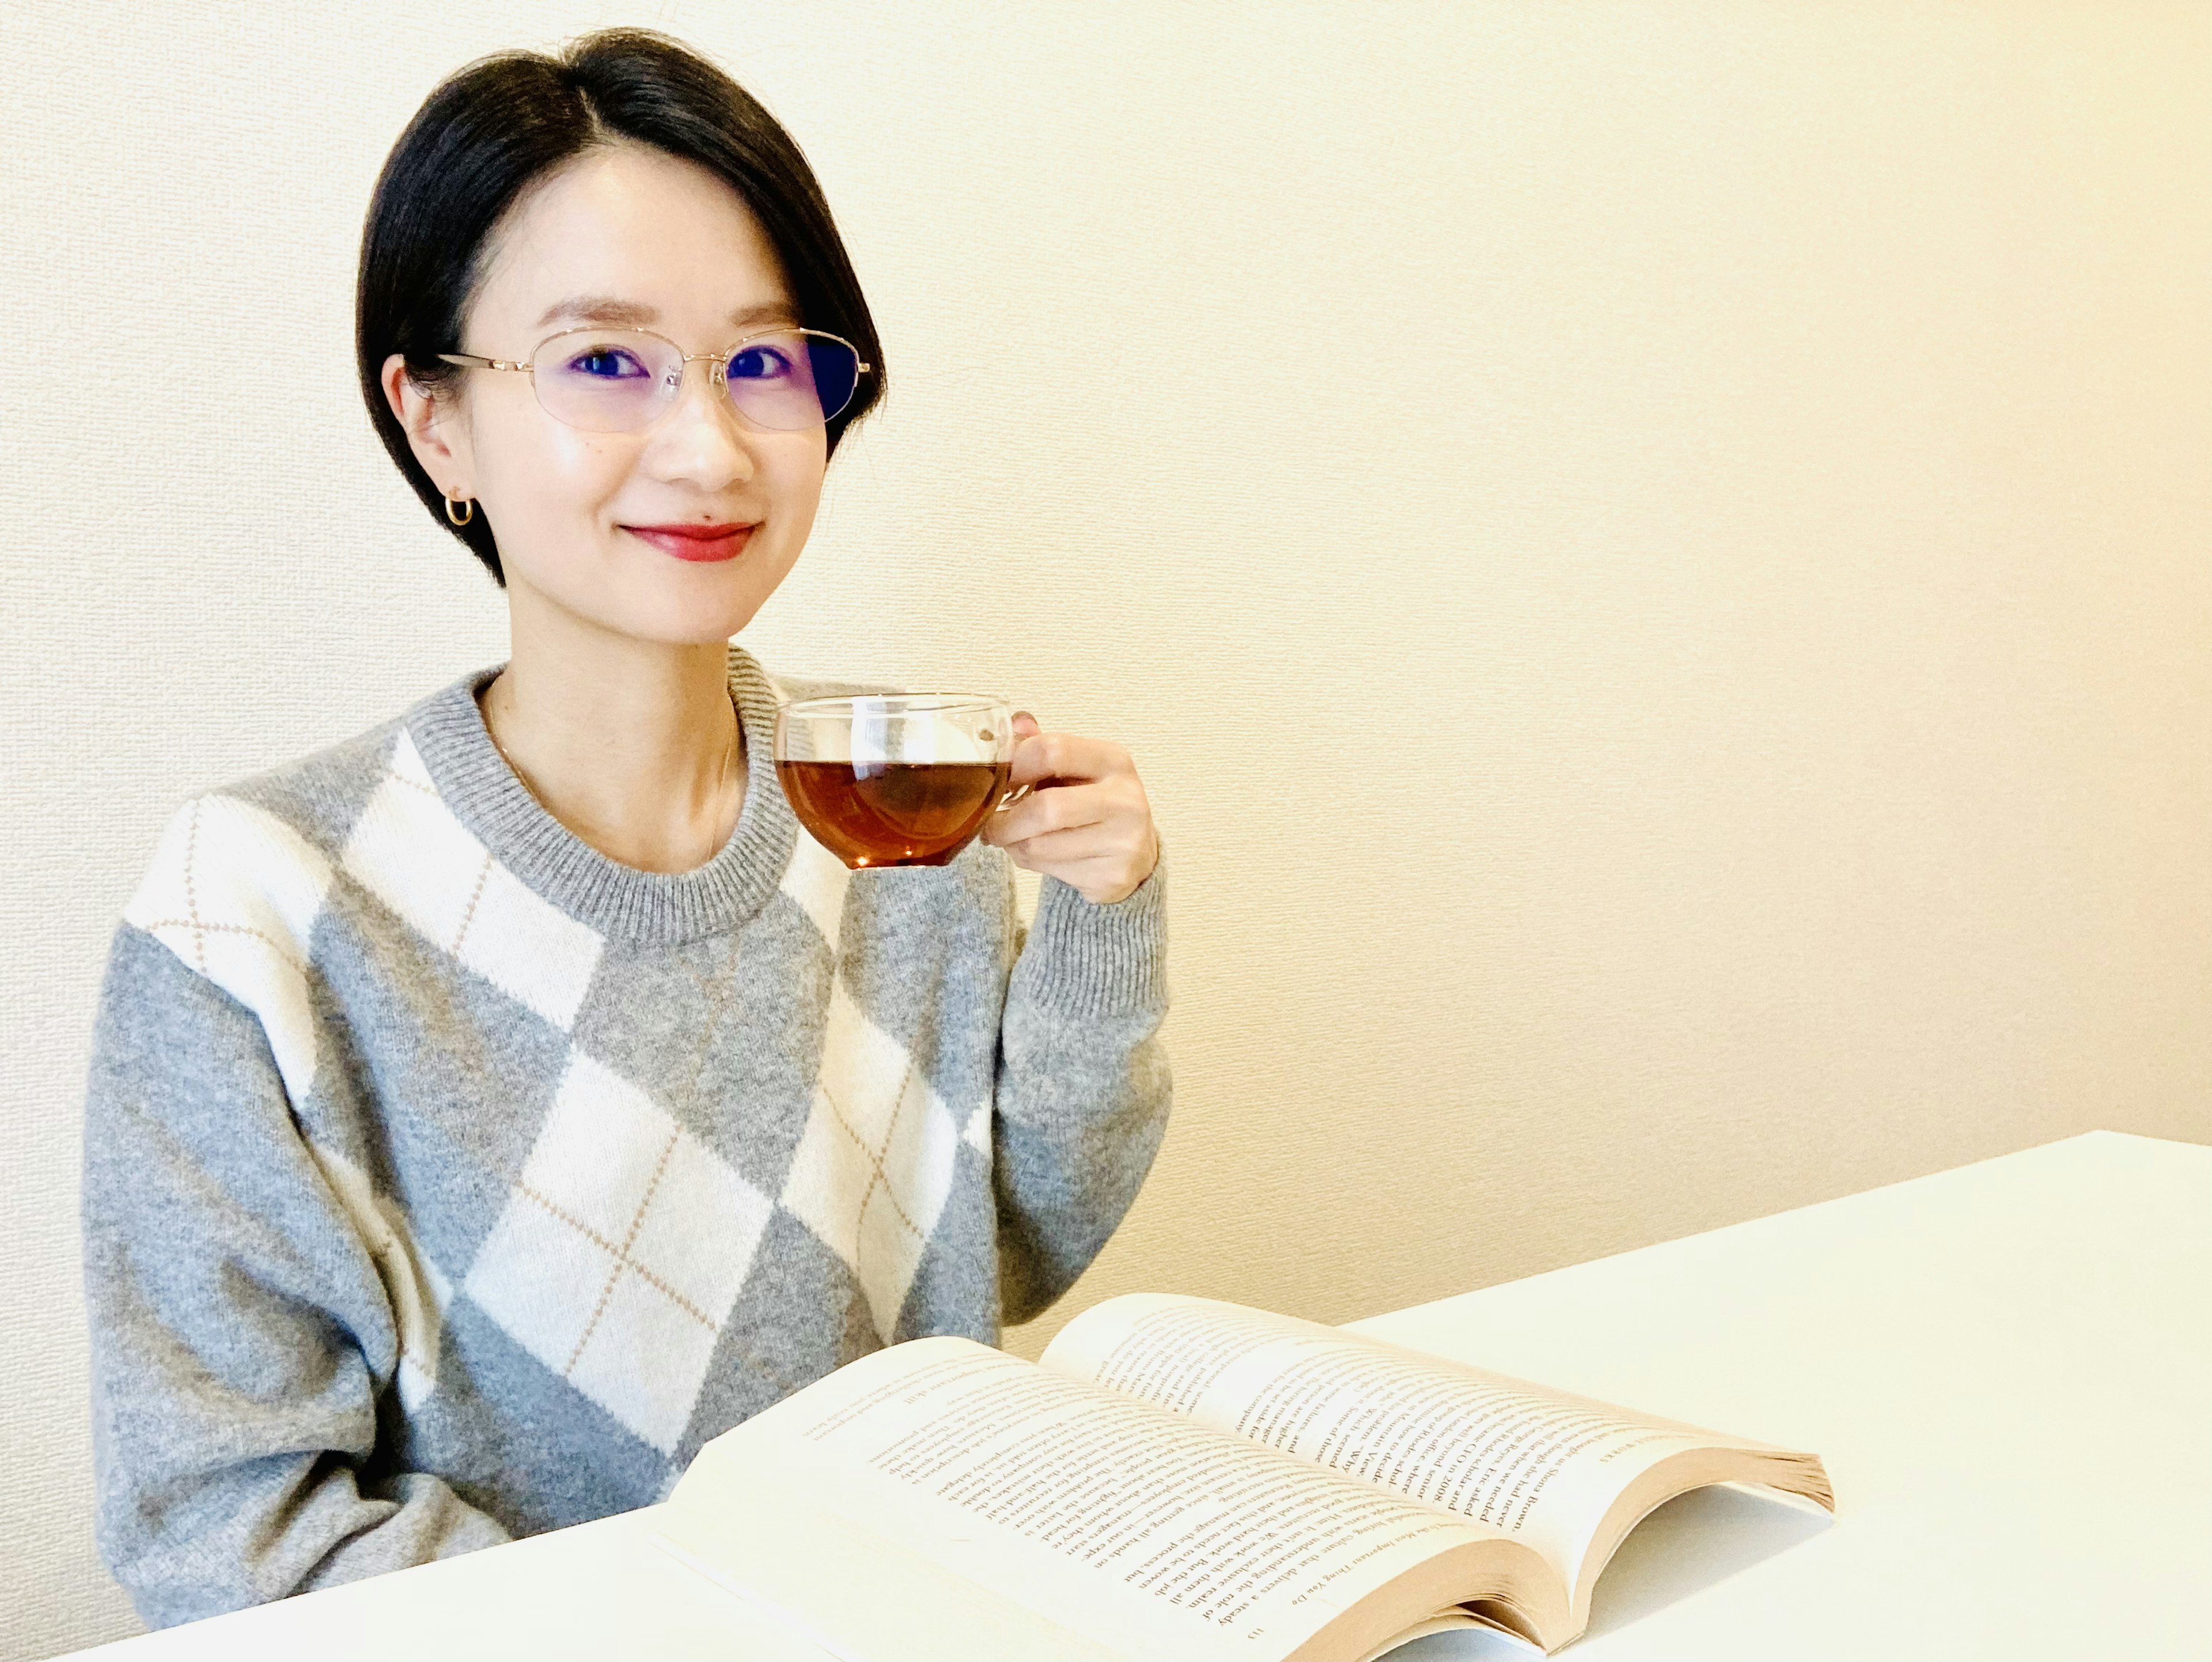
[80,28,1168,1627]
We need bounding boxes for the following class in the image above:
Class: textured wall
[5,3,2209,1656]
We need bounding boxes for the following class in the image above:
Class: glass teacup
[774,695,1032,868]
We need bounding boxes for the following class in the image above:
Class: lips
[624,523,756,562]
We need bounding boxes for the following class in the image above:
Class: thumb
[1010,709,1041,740]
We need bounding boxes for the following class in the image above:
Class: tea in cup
[774,694,1032,868]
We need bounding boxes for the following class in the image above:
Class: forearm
[993,861,1172,1326]
[91,1424,510,1629]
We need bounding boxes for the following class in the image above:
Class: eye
[567,347,648,380]
[729,344,796,381]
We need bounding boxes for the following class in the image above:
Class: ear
[381,353,472,498]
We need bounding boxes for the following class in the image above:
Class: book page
[663,1335,1560,1662]
[1041,1296,1831,1632]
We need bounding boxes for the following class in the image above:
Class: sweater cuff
[1017,853,1168,1019]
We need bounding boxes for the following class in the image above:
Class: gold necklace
[486,696,744,866]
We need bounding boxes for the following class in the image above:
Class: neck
[481,582,745,875]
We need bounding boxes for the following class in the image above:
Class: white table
[65,1130,2210,1661]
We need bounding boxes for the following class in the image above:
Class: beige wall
[4,2,2207,1656]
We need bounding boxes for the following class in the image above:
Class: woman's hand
[980,713,1160,905]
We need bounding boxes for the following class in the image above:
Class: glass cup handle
[990,710,1035,811]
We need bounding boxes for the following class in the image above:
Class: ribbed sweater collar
[403,643,798,948]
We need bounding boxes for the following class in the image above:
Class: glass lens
[724,331,861,431]
[530,329,683,433]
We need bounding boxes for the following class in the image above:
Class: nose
[644,354,757,489]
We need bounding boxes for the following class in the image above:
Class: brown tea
[777,759,1013,868]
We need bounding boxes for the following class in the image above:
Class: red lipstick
[624,522,756,562]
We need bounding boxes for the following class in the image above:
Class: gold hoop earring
[444,493,475,527]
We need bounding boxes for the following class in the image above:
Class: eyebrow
[531,295,799,331]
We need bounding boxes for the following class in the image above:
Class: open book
[651,1294,1833,1660]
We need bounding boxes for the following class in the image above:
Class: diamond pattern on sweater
[461,1051,772,1454]
[779,980,964,1342]
[342,733,603,1029]
[777,824,851,951]
[127,720,994,1459]
[123,794,334,1101]
[311,1144,453,1412]
[124,788,454,1411]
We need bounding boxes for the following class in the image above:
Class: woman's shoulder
[754,666,903,703]
[120,675,475,943]
[734,640,901,706]
[221,714,417,838]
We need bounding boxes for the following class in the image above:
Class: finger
[1010,710,1041,740]
[1007,730,1130,788]
[985,789,1108,846]
[984,778,1119,845]
[1002,846,1152,904]
[1000,823,1131,868]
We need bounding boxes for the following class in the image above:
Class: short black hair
[355,27,884,585]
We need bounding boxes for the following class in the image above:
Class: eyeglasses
[437,325,872,434]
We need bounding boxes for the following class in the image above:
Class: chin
[696,584,785,641]
[627,601,770,646]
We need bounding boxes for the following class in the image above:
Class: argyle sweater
[79,645,1170,1630]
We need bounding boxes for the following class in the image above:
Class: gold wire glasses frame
[437,324,873,434]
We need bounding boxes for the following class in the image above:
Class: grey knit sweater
[79,645,1170,1629]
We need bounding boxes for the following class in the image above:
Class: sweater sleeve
[81,922,509,1629]
[991,857,1172,1327]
